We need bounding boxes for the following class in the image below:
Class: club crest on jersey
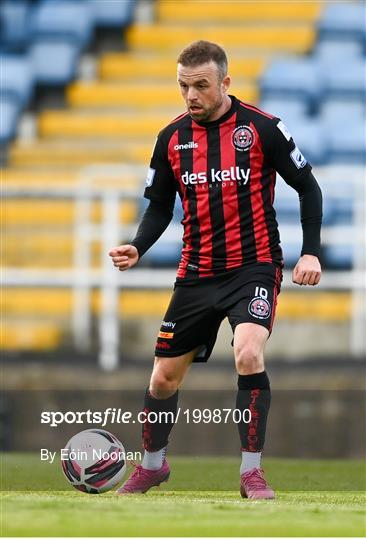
[248,297,271,319]
[232,125,254,152]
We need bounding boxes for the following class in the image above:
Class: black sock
[142,388,178,451]
[236,371,271,452]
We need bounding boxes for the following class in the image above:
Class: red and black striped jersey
[144,95,312,279]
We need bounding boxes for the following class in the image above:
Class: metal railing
[2,164,365,368]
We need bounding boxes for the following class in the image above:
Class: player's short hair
[177,40,228,81]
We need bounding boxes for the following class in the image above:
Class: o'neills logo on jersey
[181,167,250,185]
[174,141,198,150]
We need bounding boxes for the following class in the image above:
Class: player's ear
[222,75,231,93]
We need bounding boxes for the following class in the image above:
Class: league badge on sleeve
[290,146,307,169]
[277,120,292,141]
[145,167,156,187]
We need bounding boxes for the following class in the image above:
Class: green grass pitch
[1,455,365,537]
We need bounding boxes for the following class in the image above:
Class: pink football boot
[240,468,275,499]
[116,460,170,495]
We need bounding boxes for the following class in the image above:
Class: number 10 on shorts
[255,286,268,299]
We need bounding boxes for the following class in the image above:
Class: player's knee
[149,371,179,399]
[235,344,264,374]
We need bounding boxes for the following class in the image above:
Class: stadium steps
[7,141,152,168]
[3,200,137,226]
[66,81,258,109]
[1,321,62,350]
[99,54,266,81]
[1,289,352,321]
[2,234,104,268]
[156,1,321,23]
[125,25,315,53]
[38,111,173,138]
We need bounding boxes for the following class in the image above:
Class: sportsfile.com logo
[181,167,250,186]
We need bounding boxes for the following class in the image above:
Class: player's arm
[285,171,322,286]
[109,198,175,271]
[110,129,177,271]
[263,118,322,286]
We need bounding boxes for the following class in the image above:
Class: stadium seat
[322,59,366,100]
[99,54,266,81]
[126,25,315,54]
[323,245,353,269]
[259,98,308,127]
[30,0,93,49]
[313,38,364,63]
[0,0,30,52]
[260,58,321,111]
[30,40,80,85]
[8,141,152,167]
[66,81,257,109]
[87,0,135,28]
[284,118,327,165]
[38,111,172,138]
[0,54,34,106]
[1,321,62,350]
[0,97,22,143]
[157,1,321,23]
[30,39,79,86]
[318,3,366,44]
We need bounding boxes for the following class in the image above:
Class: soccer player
[110,41,322,499]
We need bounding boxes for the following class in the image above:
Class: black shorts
[155,263,283,362]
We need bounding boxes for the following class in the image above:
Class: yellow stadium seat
[126,25,315,54]
[1,321,62,350]
[8,141,152,167]
[2,200,137,226]
[38,111,172,138]
[99,54,265,81]
[157,1,321,23]
[67,81,257,108]
[1,289,351,321]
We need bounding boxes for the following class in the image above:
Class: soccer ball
[61,429,127,494]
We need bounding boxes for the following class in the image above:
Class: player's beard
[188,94,224,123]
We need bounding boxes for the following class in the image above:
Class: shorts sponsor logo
[174,141,198,150]
[145,167,155,187]
[158,331,174,339]
[290,146,307,169]
[248,297,271,319]
[161,321,176,329]
[231,125,255,151]
[277,121,292,141]
[156,341,171,349]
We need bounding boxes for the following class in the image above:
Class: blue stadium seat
[313,39,364,63]
[30,1,93,49]
[318,3,366,44]
[279,237,302,268]
[260,58,321,111]
[0,0,30,52]
[0,97,22,143]
[326,120,365,164]
[143,240,182,267]
[323,245,353,269]
[30,40,79,85]
[87,0,135,28]
[284,118,327,165]
[323,59,366,100]
[0,54,34,106]
[259,98,308,126]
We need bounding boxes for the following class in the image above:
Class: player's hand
[109,244,139,271]
[292,254,321,286]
